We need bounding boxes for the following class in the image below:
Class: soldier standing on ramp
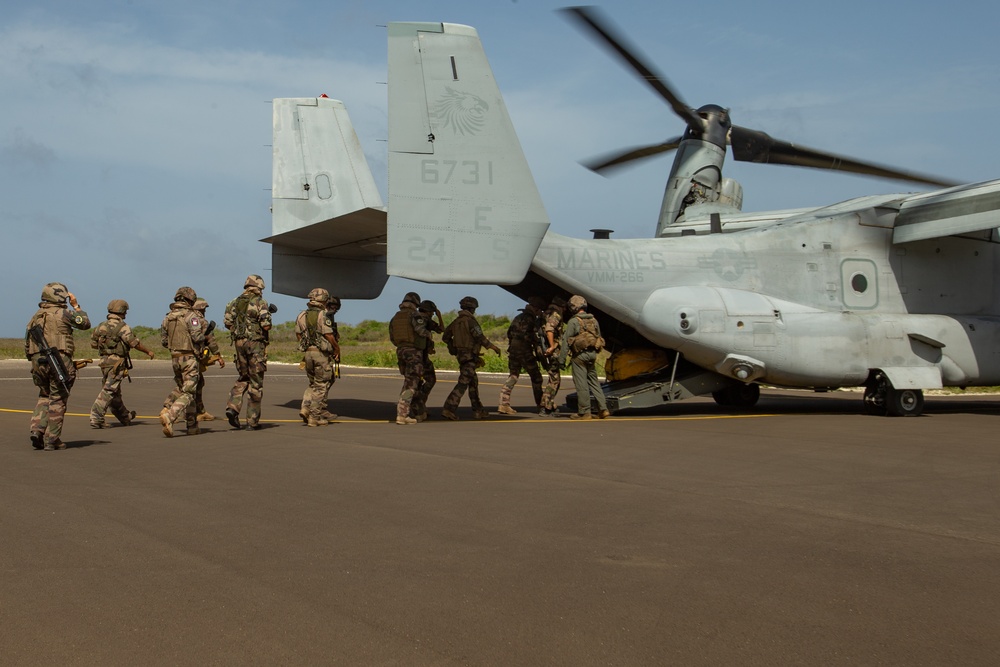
[25,282,91,451]
[224,274,272,430]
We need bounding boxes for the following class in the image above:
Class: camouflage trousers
[163,367,208,414]
[443,351,484,412]
[570,351,607,415]
[29,353,77,447]
[164,354,200,428]
[91,356,134,426]
[541,364,561,411]
[227,339,266,427]
[396,347,437,419]
[300,348,335,420]
[499,348,543,408]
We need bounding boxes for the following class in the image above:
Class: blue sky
[3,0,999,336]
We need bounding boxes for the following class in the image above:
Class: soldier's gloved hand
[219,358,226,369]
[493,346,502,356]
[146,351,155,360]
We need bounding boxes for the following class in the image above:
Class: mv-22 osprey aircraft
[265,8,1000,417]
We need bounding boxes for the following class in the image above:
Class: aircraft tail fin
[264,96,388,298]
[386,22,550,284]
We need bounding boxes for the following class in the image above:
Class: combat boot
[90,421,106,429]
[441,408,459,421]
[497,405,517,415]
[298,409,309,424]
[473,409,490,420]
[120,410,137,426]
[30,432,44,450]
[225,408,241,429]
[396,416,417,425]
[569,412,592,420]
[187,426,202,436]
[197,412,215,421]
[598,409,611,419]
[307,417,329,427]
[160,408,174,437]
[414,412,428,422]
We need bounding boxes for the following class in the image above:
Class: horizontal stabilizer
[893,180,1000,243]
[386,22,550,284]
[265,97,388,298]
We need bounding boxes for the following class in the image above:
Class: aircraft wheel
[713,383,760,409]
[886,388,924,417]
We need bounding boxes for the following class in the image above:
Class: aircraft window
[851,273,868,293]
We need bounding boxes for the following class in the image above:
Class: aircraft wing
[893,180,1000,244]
[264,97,388,299]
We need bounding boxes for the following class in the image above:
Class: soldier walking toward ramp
[390,292,441,424]
[498,296,546,415]
[159,286,206,437]
[299,294,342,423]
[294,288,340,427]
[224,274,273,430]
[441,296,501,421]
[540,296,567,416]
[90,299,154,429]
[162,298,225,421]
[25,282,91,451]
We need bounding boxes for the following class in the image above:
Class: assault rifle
[28,325,71,395]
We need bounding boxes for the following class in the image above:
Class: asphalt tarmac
[3,359,1000,665]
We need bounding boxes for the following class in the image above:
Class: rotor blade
[730,125,959,188]
[583,138,683,175]
[561,6,703,131]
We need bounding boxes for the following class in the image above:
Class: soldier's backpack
[569,315,605,353]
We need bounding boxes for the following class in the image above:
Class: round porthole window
[851,273,868,294]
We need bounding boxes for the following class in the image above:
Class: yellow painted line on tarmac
[0,406,779,424]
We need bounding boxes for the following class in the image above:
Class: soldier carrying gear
[558,294,610,421]
[295,287,340,427]
[498,297,546,415]
[173,298,226,422]
[391,294,441,424]
[441,296,500,421]
[25,282,91,450]
[90,298,154,429]
[160,286,207,437]
[224,274,273,430]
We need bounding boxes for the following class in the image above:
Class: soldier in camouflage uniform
[90,299,154,429]
[25,282,91,451]
[162,298,225,421]
[498,296,546,415]
[159,286,206,437]
[299,295,342,423]
[558,295,610,420]
[295,288,340,427]
[390,293,442,424]
[412,300,443,421]
[224,274,272,430]
[539,296,567,416]
[441,296,501,421]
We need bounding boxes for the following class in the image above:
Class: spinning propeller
[562,6,958,188]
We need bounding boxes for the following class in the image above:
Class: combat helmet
[107,299,129,315]
[567,295,588,312]
[327,296,342,310]
[40,282,69,304]
[307,287,330,304]
[418,299,437,313]
[193,298,209,312]
[244,274,265,291]
[174,286,197,304]
[402,291,421,306]
[459,296,479,311]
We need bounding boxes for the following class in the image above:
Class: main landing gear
[863,371,924,417]
[712,383,761,409]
